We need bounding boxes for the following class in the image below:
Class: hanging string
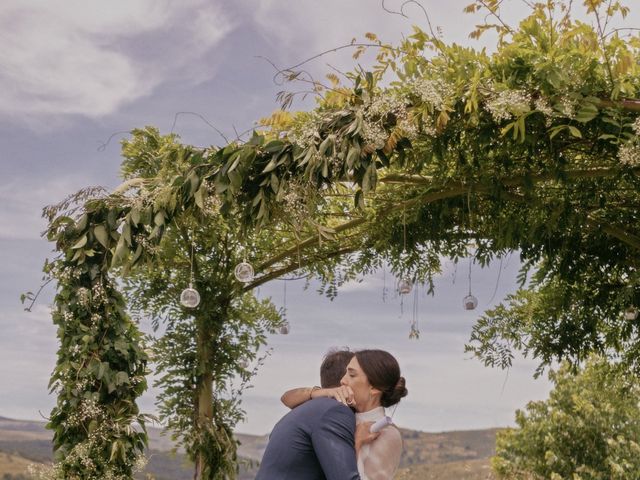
[402,207,408,253]
[283,280,287,319]
[468,254,473,296]
[382,267,389,302]
[486,257,504,305]
[190,240,196,286]
[409,282,420,339]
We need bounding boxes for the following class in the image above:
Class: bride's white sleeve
[361,427,403,480]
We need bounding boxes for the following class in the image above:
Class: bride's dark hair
[354,350,408,408]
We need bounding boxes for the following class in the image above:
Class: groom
[255,349,368,479]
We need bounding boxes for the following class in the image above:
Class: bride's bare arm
[281,385,355,408]
[280,387,319,408]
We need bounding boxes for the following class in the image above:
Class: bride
[281,349,408,480]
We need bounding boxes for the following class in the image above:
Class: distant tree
[492,357,640,479]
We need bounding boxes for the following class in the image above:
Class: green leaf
[568,126,582,138]
[112,237,129,267]
[115,371,129,386]
[194,187,205,209]
[154,210,165,227]
[130,208,141,225]
[270,173,280,194]
[264,140,285,153]
[575,103,598,123]
[346,146,360,169]
[76,214,88,231]
[227,153,242,174]
[71,235,88,249]
[97,362,107,380]
[262,156,279,173]
[122,222,132,246]
[318,135,335,156]
[501,121,515,137]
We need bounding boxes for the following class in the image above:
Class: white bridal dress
[355,407,403,480]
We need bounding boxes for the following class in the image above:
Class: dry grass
[0,451,38,476]
[395,458,496,480]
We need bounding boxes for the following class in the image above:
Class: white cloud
[0,0,234,123]
[0,175,95,240]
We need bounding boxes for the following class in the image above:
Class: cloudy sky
[2,1,637,436]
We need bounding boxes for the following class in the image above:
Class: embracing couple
[256,348,408,480]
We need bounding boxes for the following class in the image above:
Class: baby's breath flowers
[485,89,532,122]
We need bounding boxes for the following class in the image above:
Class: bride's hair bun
[382,376,408,407]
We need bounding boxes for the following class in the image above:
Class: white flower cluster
[287,111,323,149]
[618,143,640,166]
[29,408,148,479]
[485,89,532,122]
[555,96,578,119]
[633,117,640,136]
[54,265,82,283]
[281,180,313,227]
[76,287,90,307]
[202,187,222,216]
[133,455,148,473]
[134,234,158,256]
[63,398,104,428]
[366,94,407,119]
[79,399,103,419]
[67,441,96,471]
[361,121,388,150]
[91,282,107,304]
[410,78,453,111]
[365,93,421,141]
[534,97,554,118]
[90,313,102,327]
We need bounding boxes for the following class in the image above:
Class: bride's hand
[324,385,355,406]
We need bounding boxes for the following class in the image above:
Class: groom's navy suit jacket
[255,397,361,480]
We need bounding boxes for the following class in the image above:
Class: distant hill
[0,416,500,479]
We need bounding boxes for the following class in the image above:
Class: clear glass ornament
[397,278,413,295]
[624,306,638,321]
[279,322,290,335]
[239,358,250,369]
[180,285,201,308]
[234,261,255,283]
[463,294,478,310]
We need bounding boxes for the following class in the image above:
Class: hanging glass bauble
[397,278,413,295]
[624,306,638,321]
[180,285,201,308]
[463,294,478,310]
[239,358,250,369]
[279,322,290,335]
[234,261,255,283]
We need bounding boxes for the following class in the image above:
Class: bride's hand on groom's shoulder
[321,385,355,406]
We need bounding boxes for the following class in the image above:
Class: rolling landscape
[0,416,499,479]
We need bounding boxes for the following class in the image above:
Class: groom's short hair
[320,348,354,388]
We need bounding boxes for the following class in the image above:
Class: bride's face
[340,356,380,412]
